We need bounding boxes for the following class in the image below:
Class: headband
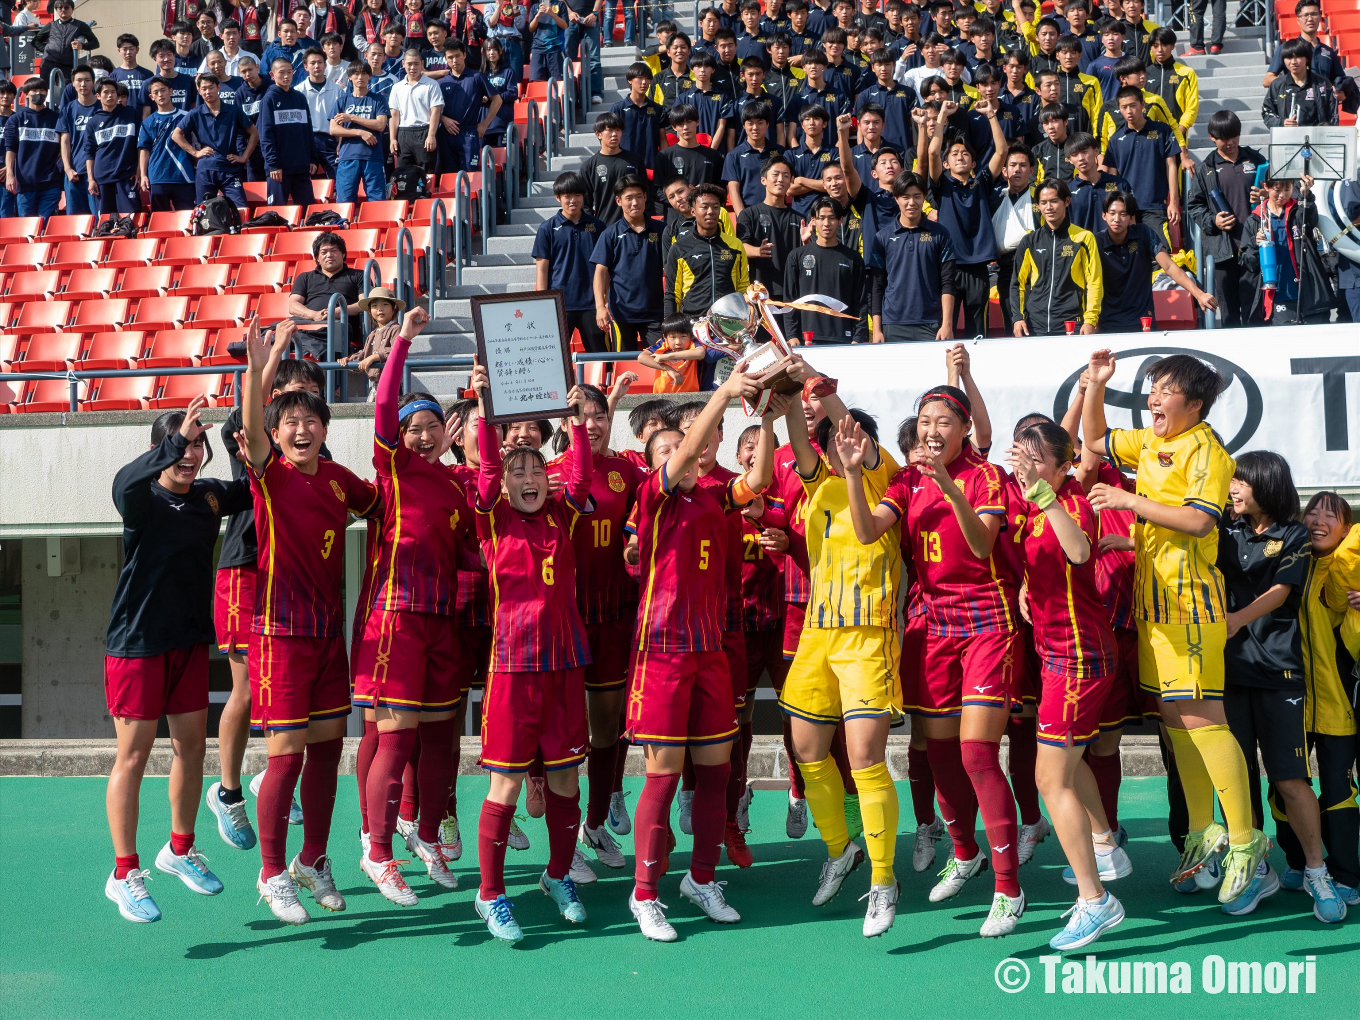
[922,390,971,421]
[398,399,444,424]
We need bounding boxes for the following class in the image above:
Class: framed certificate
[470,290,576,424]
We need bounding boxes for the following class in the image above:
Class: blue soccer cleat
[540,871,587,922]
[476,893,525,942]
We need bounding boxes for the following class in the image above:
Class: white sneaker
[438,815,463,861]
[929,853,988,903]
[680,871,741,923]
[1063,845,1134,885]
[105,869,161,923]
[508,817,530,851]
[979,890,1026,937]
[1017,816,1051,866]
[405,829,458,889]
[812,840,865,906]
[360,850,418,906]
[629,891,678,942]
[912,817,944,872]
[289,854,346,911]
[678,789,694,835]
[257,869,309,925]
[786,792,809,839]
[861,881,900,938]
[607,790,632,835]
[736,782,753,832]
[580,821,626,868]
[569,846,598,884]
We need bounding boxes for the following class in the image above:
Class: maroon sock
[170,831,194,857]
[783,716,805,797]
[416,719,458,843]
[926,737,979,860]
[690,761,731,885]
[1007,716,1041,826]
[681,750,696,792]
[399,730,421,823]
[298,736,343,868]
[258,751,304,877]
[115,854,139,880]
[1086,749,1122,832]
[478,798,515,900]
[741,721,754,762]
[907,744,937,826]
[726,730,750,822]
[633,772,680,900]
[585,743,616,830]
[544,786,582,880]
[962,739,1021,897]
[365,727,418,863]
[612,735,630,794]
[356,719,379,833]
[831,723,857,794]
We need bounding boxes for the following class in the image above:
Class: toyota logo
[1053,346,1264,454]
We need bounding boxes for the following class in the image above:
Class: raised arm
[241,318,275,471]
[1080,347,1113,458]
[836,414,898,544]
[1008,443,1090,564]
[661,370,760,489]
[374,307,432,443]
[742,393,792,495]
[112,399,212,526]
[562,386,594,509]
[470,362,503,507]
[946,343,991,452]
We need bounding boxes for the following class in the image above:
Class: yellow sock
[850,763,898,887]
[1188,724,1254,845]
[1165,726,1216,832]
[797,756,849,858]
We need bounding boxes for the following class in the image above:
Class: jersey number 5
[698,539,710,570]
[321,529,336,560]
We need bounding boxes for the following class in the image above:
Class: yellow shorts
[1137,618,1226,701]
[779,625,902,724]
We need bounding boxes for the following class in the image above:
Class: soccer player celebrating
[468,363,596,943]
[1006,423,1131,950]
[104,399,251,923]
[1081,350,1268,908]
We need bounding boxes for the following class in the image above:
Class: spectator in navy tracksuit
[174,73,258,205]
[234,54,271,182]
[437,40,501,172]
[58,65,100,217]
[81,78,143,218]
[258,56,321,207]
[479,37,520,147]
[3,80,64,221]
[0,81,16,220]
[138,78,199,211]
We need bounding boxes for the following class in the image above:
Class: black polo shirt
[1094,223,1162,331]
[589,217,667,324]
[1218,517,1311,690]
[654,142,725,191]
[292,265,366,348]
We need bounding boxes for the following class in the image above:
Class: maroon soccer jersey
[879,448,1017,637]
[1016,477,1117,678]
[251,452,379,637]
[476,421,593,672]
[696,464,747,633]
[449,463,490,627]
[548,449,643,624]
[369,436,473,616]
[1092,461,1137,631]
[629,466,730,653]
[619,448,649,471]
[740,507,785,631]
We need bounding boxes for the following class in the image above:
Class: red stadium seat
[86,375,157,411]
[105,239,161,268]
[41,214,94,241]
[242,205,303,234]
[129,297,190,331]
[12,378,91,412]
[6,271,62,301]
[141,330,211,368]
[255,291,293,323]
[269,231,327,262]
[0,217,42,242]
[312,179,335,202]
[9,301,72,336]
[76,331,145,369]
[231,261,289,294]
[191,294,251,329]
[0,303,13,330]
[116,265,174,299]
[71,299,131,333]
[334,228,384,256]
[147,373,230,409]
[0,243,53,271]
[144,210,195,238]
[210,233,270,265]
[160,236,217,266]
[175,263,232,296]
[1153,289,1199,330]
[49,240,110,272]
[305,202,356,223]
[356,200,409,228]
[0,334,19,372]
[200,327,248,366]
[19,332,84,371]
[63,268,120,301]
[243,181,270,204]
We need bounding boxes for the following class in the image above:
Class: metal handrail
[391,230,418,312]
[563,58,576,135]
[526,103,544,185]
[1204,254,1217,329]
[48,67,66,110]
[504,121,521,211]
[481,145,497,252]
[546,82,558,161]
[324,292,348,402]
[361,258,381,335]
[429,197,451,298]
[451,175,472,286]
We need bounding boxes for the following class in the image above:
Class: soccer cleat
[1049,892,1125,951]
[569,846,598,884]
[105,869,161,923]
[289,854,346,911]
[207,782,256,850]
[540,871,587,922]
[1194,855,1223,890]
[360,828,371,868]
[912,817,944,872]
[395,816,416,844]
[438,815,463,861]
[677,789,694,835]
[607,791,632,835]
[404,830,459,889]
[525,776,546,819]
[929,853,988,903]
[1220,862,1279,916]
[579,821,626,869]
[1219,829,1271,904]
[844,793,863,841]
[1338,884,1360,906]
[724,822,753,868]
[786,792,809,839]
[154,841,224,896]
[680,872,741,923]
[508,817,530,851]
[1017,816,1051,866]
[250,771,303,825]
[1281,867,1305,892]
[1305,869,1347,923]
[812,841,865,906]
[629,892,678,942]
[1170,822,1228,885]
[360,851,418,906]
[1061,845,1133,885]
[256,869,309,925]
[475,893,524,943]
[735,782,753,833]
[979,890,1026,937]
[860,881,900,938]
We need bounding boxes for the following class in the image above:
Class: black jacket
[1187,146,1268,264]
[1242,195,1337,323]
[1262,72,1338,128]
[32,16,98,72]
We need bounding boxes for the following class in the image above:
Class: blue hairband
[398,399,444,423]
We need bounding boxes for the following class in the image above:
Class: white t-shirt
[388,75,445,127]
[991,186,1034,254]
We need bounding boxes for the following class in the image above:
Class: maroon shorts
[744,627,788,696]
[213,566,256,655]
[479,667,587,772]
[898,615,927,712]
[458,624,492,694]
[584,617,632,691]
[1012,624,1040,709]
[1037,666,1114,747]
[626,648,740,747]
[249,632,351,732]
[918,629,1023,716]
[352,608,462,712]
[782,600,807,660]
[104,644,209,721]
[723,629,747,710]
[1098,627,1157,729]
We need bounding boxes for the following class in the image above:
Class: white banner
[805,326,1360,489]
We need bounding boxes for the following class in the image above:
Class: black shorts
[611,320,662,350]
[1224,684,1310,783]
[881,322,940,343]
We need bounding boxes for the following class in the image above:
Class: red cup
[1141,316,1153,332]
[1064,320,1076,335]
[802,330,815,347]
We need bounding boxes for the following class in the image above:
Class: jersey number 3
[321,529,336,560]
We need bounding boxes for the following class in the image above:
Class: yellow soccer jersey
[1106,421,1233,626]
[1300,551,1355,736]
[798,445,901,630]
[1323,523,1360,659]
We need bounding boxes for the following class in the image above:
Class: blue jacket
[258,84,319,174]
[2,106,63,190]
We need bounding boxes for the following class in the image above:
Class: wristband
[1025,478,1057,511]
[803,374,838,400]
